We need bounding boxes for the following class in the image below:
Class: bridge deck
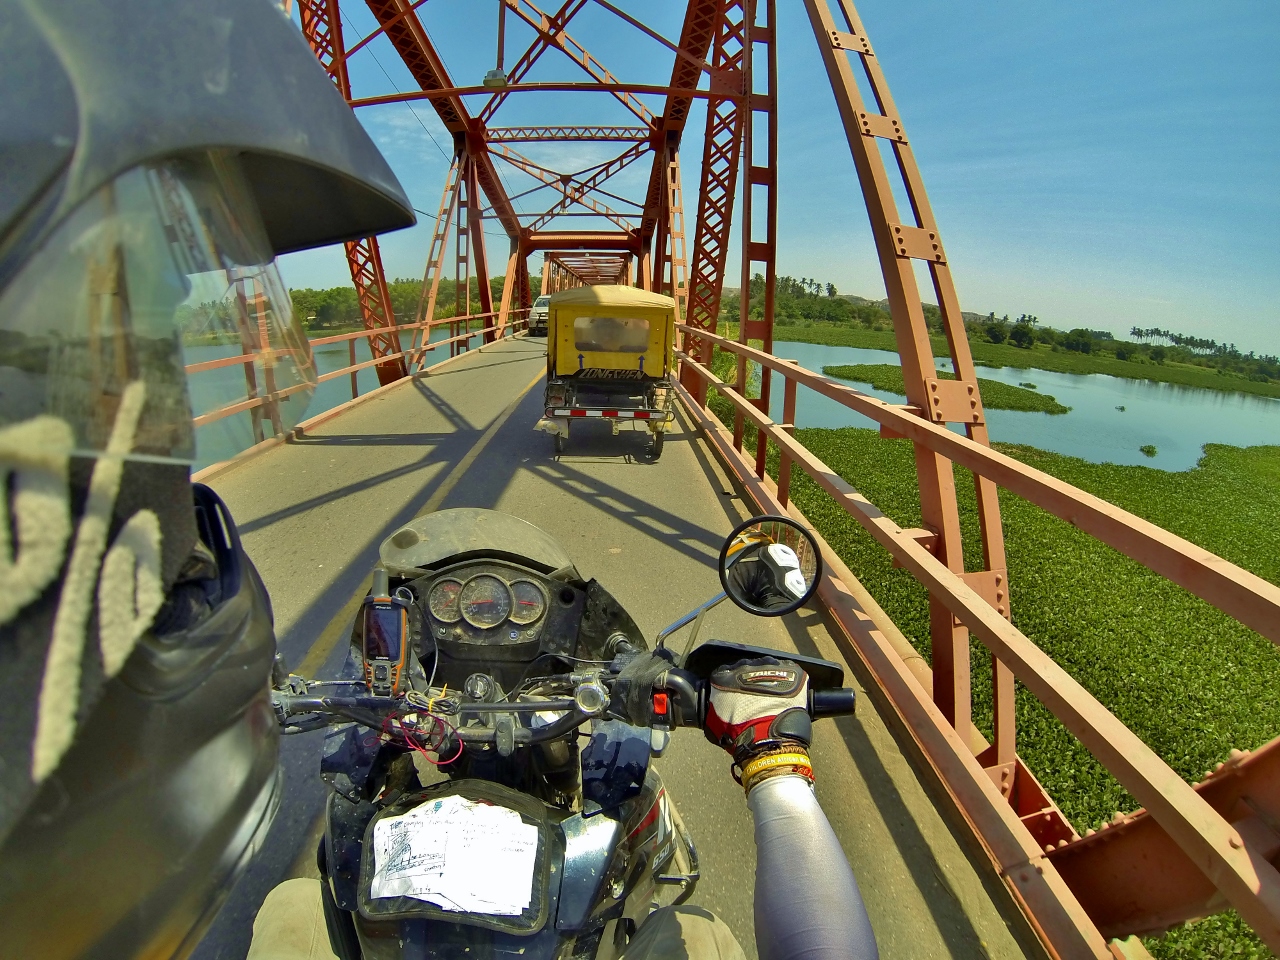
[193,336,1030,960]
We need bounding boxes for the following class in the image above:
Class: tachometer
[459,575,512,629]
[508,580,547,625]
[427,579,463,623]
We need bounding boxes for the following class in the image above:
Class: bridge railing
[675,323,1280,953]
[185,308,529,439]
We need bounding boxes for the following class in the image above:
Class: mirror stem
[655,592,727,652]
[680,600,717,661]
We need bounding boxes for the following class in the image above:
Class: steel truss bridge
[190,1,1280,956]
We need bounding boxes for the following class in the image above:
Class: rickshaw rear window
[574,316,649,353]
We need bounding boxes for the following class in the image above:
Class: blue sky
[279,1,1279,354]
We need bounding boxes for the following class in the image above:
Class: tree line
[287,275,542,331]
[283,272,1276,384]
[1129,327,1241,356]
[722,273,1278,383]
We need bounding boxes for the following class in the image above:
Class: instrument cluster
[421,564,551,646]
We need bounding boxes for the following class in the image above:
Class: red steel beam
[342,237,408,382]
[734,0,777,462]
[804,0,1019,765]
[348,82,739,109]
[526,231,640,252]
[490,145,637,231]
[523,142,650,233]
[481,0,655,126]
[546,251,629,285]
[1048,735,1280,940]
[486,125,652,142]
[682,0,746,390]
[362,0,521,239]
[640,0,722,247]
[478,0,588,124]
[299,0,406,384]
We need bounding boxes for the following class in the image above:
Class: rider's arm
[705,658,878,960]
[749,774,878,960]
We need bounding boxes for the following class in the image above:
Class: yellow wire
[427,683,448,714]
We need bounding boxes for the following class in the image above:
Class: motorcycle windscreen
[379,508,578,577]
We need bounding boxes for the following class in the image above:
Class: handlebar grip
[809,688,856,718]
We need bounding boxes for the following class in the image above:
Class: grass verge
[769,323,1280,400]
[823,363,1071,414]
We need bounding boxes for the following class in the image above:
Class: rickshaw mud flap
[534,418,569,438]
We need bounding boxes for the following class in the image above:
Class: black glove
[609,647,677,726]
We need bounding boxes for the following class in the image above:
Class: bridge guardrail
[675,322,1280,954]
[185,308,530,435]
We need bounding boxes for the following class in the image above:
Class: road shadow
[232,443,459,538]
[409,376,475,432]
[551,417,653,464]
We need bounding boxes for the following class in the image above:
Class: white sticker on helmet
[783,569,807,599]
[0,416,74,626]
[98,509,164,677]
[765,543,800,570]
[32,381,163,782]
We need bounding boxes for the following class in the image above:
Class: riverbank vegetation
[705,348,1279,956]
[287,275,541,333]
[719,275,1280,399]
[823,363,1071,414]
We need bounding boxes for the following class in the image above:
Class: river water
[187,325,477,471]
[185,333,1278,473]
[766,342,1280,471]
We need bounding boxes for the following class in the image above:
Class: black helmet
[0,0,414,956]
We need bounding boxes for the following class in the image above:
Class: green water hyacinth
[822,363,1071,415]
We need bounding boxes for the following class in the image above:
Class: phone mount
[362,567,411,695]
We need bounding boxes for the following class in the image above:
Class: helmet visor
[0,152,315,466]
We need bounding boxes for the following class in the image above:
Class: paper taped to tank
[369,794,538,915]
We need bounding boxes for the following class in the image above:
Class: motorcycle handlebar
[808,688,857,718]
[657,673,856,728]
[274,672,855,741]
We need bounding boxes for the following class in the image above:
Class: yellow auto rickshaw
[538,285,676,459]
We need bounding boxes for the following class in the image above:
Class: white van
[528,295,551,335]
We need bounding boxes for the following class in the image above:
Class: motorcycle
[272,508,857,959]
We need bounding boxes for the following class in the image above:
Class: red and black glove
[704,657,814,792]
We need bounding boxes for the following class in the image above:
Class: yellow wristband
[740,751,811,782]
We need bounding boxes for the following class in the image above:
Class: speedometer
[508,580,546,625]
[459,575,512,629]
[427,578,463,623]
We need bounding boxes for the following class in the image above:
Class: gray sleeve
[747,775,879,960]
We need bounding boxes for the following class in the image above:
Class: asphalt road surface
[194,335,1030,960]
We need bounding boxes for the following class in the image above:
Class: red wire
[398,712,464,766]
[354,711,465,766]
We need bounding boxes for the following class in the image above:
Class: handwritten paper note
[369,795,538,915]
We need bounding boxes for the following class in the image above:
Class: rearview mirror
[718,515,822,617]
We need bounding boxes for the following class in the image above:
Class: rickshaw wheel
[554,431,566,455]
[646,431,664,460]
